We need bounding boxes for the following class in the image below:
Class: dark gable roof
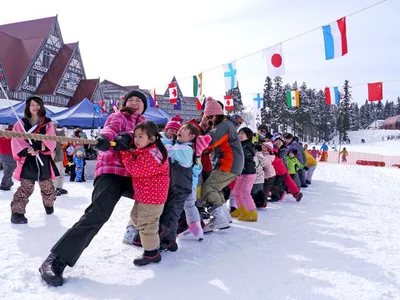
[123,85,139,91]
[0,16,56,90]
[68,79,99,107]
[36,43,77,94]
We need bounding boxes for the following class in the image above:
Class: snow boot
[59,188,68,194]
[231,206,245,218]
[44,206,54,215]
[39,253,67,287]
[11,213,27,224]
[133,250,161,266]
[132,231,142,247]
[203,206,230,233]
[238,209,258,222]
[294,192,303,202]
[160,240,178,252]
[122,225,137,245]
[222,204,233,223]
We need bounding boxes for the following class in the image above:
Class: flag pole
[0,75,44,166]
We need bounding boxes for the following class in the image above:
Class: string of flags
[144,1,390,111]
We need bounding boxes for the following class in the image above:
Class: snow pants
[51,174,134,267]
[233,174,256,211]
[11,178,55,214]
[130,201,164,251]
[0,154,16,189]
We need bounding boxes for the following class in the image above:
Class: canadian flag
[224,95,234,111]
[263,43,285,77]
[169,82,178,104]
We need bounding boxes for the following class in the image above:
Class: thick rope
[0,130,99,145]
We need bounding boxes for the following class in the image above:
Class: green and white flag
[193,73,202,97]
[286,90,299,107]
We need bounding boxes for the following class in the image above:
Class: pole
[0,75,44,166]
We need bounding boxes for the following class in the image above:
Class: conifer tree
[262,76,273,127]
[338,80,351,142]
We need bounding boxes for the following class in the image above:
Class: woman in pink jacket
[39,90,147,287]
[11,95,59,224]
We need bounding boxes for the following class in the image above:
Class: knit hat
[204,97,224,117]
[262,141,274,152]
[165,115,184,131]
[26,95,44,105]
[122,90,148,113]
[196,135,212,156]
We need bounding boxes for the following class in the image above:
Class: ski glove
[31,140,42,151]
[113,133,132,151]
[95,135,110,152]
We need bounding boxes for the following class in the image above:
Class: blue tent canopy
[144,101,171,125]
[0,101,54,124]
[51,98,107,128]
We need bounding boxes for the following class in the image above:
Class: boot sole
[38,268,63,287]
[203,226,230,234]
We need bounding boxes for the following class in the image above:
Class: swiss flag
[169,82,178,104]
[224,95,234,111]
[368,82,383,101]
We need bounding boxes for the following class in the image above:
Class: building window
[43,50,54,68]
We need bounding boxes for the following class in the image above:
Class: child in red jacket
[120,121,170,266]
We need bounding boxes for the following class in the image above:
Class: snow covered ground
[0,140,400,299]
[329,129,400,156]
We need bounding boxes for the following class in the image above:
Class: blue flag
[93,103,102,114]
[174,97,181,110]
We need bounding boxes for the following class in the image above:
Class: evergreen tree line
[254,76,400,142]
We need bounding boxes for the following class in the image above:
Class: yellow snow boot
[230,206,245,218]
[238,209,258,222]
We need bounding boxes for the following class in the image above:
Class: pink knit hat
[165,115,183,131]
[196,135,212,156]
[204,97,224,117]
[262,141,277,153]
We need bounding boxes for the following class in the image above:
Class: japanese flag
[263,43,285,77]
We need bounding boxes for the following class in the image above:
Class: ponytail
[155,133,168,164]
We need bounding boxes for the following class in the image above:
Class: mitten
[31,140,42,151]
[95,135,110,152]
[196,135,212,156]
[113,133,132,151]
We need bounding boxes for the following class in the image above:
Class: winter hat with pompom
[204,97,224,117]
[165,115,184,131]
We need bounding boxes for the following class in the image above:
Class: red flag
[101,100,106,113]
[153,89,159,108]
[169,82,178,104]
[368,82,383,101]
[224,95,234,111]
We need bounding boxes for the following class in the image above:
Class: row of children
[38,92,316,286]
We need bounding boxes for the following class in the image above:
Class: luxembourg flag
[322,17,348,60]
[325,87,340,105]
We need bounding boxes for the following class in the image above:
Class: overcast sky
[1,0,398,108]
